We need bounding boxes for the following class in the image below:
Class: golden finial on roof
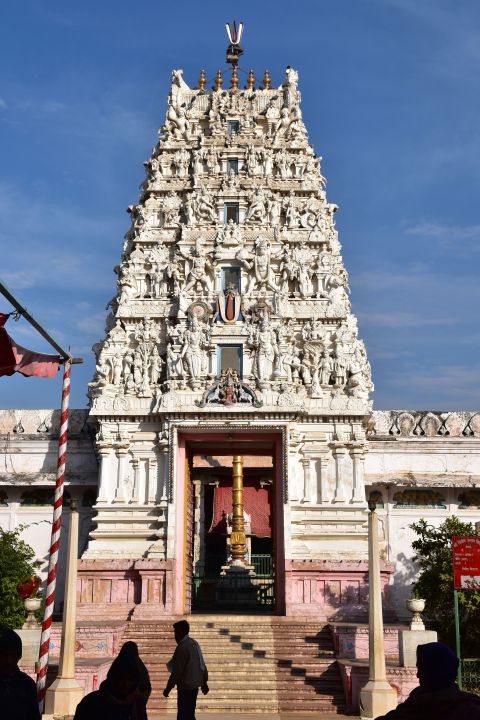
[231,65,239,91]
[215,69,223,90]
[263,69,271,89]
[197,68,206,90]
[247,69,255,90]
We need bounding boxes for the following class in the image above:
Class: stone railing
[0,408,90,436]
[370,410,480,438]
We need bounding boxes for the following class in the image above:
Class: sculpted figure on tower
[89,63,372,417]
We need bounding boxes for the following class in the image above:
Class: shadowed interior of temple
[188,442,276,611]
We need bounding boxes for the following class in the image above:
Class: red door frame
[173,428,286,615]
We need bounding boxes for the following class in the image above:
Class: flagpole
[0,279,83,710]
[36,359,72,711]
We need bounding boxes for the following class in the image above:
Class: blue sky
[1,0,479,409]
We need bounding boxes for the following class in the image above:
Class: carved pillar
[351,446,366,504]
[131,458,140,504]
[159,444,169,506]
[193,479,205,574]
[147,456,158,505]
[332,446,348,503]
[317,454,330,505]
[208,347,217,379]
[230,455,247,564]
[301,457,311,503]
[96,444,111,504]
[113,443,129,504]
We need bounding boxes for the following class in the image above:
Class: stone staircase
[123,616,348,715]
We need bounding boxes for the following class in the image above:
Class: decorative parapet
[0,409,90,436]
[369,410,480,438]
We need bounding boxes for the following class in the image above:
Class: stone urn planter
[23,597,41,629]
[406,597,425,630]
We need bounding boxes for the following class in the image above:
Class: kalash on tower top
[88,21,373,424]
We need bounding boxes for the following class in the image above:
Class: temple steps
[123,617,348,714]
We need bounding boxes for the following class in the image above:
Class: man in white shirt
[163,620,209,720]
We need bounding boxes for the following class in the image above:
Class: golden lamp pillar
[230,455,247,565]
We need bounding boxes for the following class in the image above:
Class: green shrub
[410,517,480,656]
[0,527,41,630]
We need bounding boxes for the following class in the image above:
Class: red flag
[0,313,60,378]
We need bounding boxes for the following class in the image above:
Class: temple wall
[1,408,479,620]
[0,409,96,609]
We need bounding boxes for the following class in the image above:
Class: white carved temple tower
[79,39,376,619]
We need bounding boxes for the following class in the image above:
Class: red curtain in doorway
[209,484,272,538]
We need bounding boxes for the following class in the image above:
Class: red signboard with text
[452,536,480,590]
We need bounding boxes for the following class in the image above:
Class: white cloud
[0,99,7,109]
[75,312,106,336]
[358,312,455,329]
[386,364,480,409]
[406,222,480,252]
[41,101,66,113]
[0,181,116,292]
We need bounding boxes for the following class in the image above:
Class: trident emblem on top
[225,21,244,65]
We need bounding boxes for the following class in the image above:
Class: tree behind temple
[410,516,480,655]
[0,527,40,630]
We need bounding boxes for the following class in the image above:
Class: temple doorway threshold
[176,429,286,615]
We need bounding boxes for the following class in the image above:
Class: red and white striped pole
[36,360,72,711]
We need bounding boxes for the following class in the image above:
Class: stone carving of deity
[162,191,182,226]
[164,69,190,140]
[192,148,204,179]
[159,153,172,177]
[221,168,240,191]
[217,218,242,248]
[179,313,208,386]
[299,197,321,230]
[246,145,259,175]
[283,345,302,384]
[165,342,183,383]
[273,108,293,141]
[194,186,217,224]
[265,98,280,136]
[246,185,267,225]
[283,66,301,110]
[248,314,280,388]
[173,147,190,177]
[283,194,300,228]
[319,351,333,386]
[147,245,169,298]
[111,352,123,386]
[178,240,213,295]
[117,262,139,304]
[237,236,280,295]
[206,147,219,175]
[88,346,112,393]
[274,149,290,180]
[263,149,274,177]
[347,342,372,398]
[332,352,348,389]
[291,242,314,298]
[149,346,163,385]
[279,245,292,294]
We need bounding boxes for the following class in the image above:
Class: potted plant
[406,586,426,629]
[17,576,42,629]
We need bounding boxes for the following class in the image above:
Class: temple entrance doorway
[176,430,285,615]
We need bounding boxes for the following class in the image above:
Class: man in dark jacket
[377,642,480,720]
[0,629,40,720]
[163,620,209,720]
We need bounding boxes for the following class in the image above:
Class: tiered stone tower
[81,50,375,619]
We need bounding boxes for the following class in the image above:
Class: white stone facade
[1,66,479,619]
